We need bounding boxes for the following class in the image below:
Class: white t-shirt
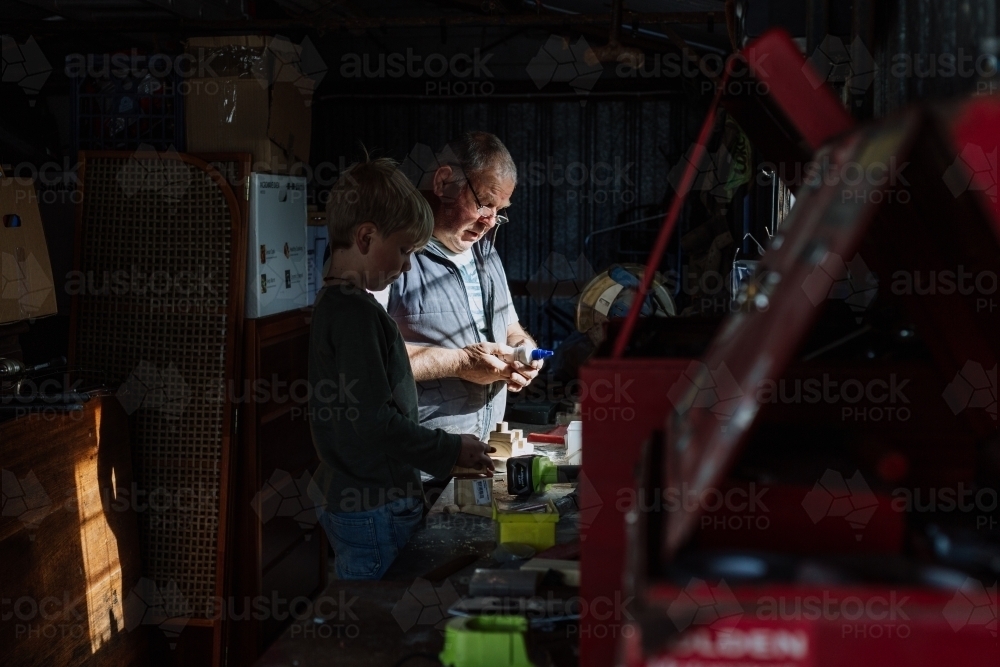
[429,237,489,338]
[371,238,518,338]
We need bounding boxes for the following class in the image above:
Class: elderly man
[377,131,540,442]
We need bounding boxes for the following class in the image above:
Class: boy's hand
[456,434,496,476]
[457,343,516,385]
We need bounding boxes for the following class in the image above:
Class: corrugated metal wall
[311,93,690,346]
[874,0,998,116]
[309,1,1000,344]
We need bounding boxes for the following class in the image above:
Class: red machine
[579,30,1000,667]
[580,29,857,666]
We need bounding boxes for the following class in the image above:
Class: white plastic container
[566,420,582,465]
[500,345,554,366]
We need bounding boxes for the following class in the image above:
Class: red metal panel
[621,584,998,666]
[693,484,904,555]
[940,95,1000,230]
[616,100,1000,667]
[664,113,925,559]
[721,29,856,195]
[579,359,692,667]
[746,30,855,152]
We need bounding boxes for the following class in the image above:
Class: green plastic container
[493,498,559,551]
[439,615,532,667]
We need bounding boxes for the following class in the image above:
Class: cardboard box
[0,179,57,325]
[184,36,313,174]
[246,173,308,318]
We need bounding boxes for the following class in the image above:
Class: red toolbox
[579,28,860,666]
[579,27,1000,664]
[611,99,1000,666]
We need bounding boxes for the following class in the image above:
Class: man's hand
[505,360,543,393]
[457,342,516,385]
[505,321,543,392]
[456,434,496,475]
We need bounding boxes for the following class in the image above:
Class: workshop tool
[492,542,536,563]
[0,356,64,378]
[439,615,533,667]
[448,598,581,629]
[468,568,540,597]
[0,356,69,393]
[552,490,579,517]
[526,424,567,444]
[1,356,91,421]
[506,455,580,496]
[520,559,580,587]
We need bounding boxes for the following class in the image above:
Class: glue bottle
[501,345,554,365]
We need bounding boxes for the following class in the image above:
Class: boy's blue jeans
[318,496,424,580]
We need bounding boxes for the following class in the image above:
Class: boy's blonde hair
[326,156,434,251]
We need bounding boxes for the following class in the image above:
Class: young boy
[309,157,494,581]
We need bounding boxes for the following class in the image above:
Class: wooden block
[455,477,493,506]
[511,433,534,456]
[458,503,494,518]
[450,464,492,476]
[487,423,517,459]
[455,477,494,518]
[488,437,513,458]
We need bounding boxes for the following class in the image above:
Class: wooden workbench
[253,428,580,667]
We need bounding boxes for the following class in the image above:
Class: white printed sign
[473,479,492,506]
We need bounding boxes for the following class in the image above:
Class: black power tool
[506,455,581,496]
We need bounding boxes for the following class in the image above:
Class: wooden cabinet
[226,308,327,667]
[0,396,146,667]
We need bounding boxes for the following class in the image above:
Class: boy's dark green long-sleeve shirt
[308,284,462,513]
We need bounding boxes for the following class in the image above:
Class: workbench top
[253,424,580,667]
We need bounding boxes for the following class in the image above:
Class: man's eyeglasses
[467,181,509,225]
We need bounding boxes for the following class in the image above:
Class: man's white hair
[443,131,517,184]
